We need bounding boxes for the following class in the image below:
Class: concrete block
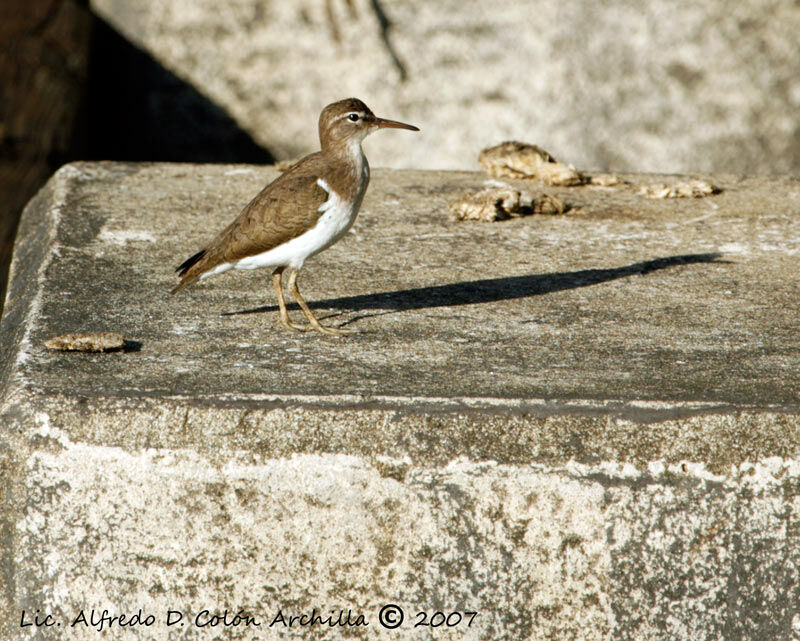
[2,162,800,639]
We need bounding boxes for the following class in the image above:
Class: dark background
[0,0,274,317]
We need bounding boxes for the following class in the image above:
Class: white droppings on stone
[97,228,157,245]
[718,242,749,254]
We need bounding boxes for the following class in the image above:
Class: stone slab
[2,162,800,640]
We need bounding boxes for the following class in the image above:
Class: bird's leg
[287,269,356,336]
[272,267,310,332]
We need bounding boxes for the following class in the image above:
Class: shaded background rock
[0,0,273,316]
[0,0,91,318]
[88,0,800,175]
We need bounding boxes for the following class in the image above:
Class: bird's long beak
[374,117,419,131]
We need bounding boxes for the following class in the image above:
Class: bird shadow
[221,253,726,319]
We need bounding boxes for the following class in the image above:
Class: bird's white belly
[229,179,360,273]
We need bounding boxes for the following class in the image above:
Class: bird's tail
[170,249,206,295]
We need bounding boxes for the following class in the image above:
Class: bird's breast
[316,178,360,247]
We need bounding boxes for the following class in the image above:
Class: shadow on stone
[87,15,274,163]
[122,340,143,353]
[224,253,725,316]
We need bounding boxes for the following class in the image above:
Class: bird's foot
[307,321,357,336]
[277,316,313,333]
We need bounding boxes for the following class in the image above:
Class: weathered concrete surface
[2,162,800,639]
[89,0,800,174]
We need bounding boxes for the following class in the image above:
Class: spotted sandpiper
[171,98,419,335]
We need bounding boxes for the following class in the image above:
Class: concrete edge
[1,391,795,475]
[0,165,80,409]
[0,163,84,625]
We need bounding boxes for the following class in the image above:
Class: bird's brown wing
[172,157,329,292]
[213,173,329,263]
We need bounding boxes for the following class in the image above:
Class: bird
[170,98,419,336]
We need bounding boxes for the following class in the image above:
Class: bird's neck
[321,137,370,203]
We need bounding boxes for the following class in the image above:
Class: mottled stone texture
[8,436,800,641]
[90,0,800,174]
[3,163,800,639]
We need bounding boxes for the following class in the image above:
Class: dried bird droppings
[478,141,585,186]
[449,188,522,222]
[44,332,125,352]
[449,188,567,222]
[533,193,569,215]
[640,180,720,199]
[589,173,626,187]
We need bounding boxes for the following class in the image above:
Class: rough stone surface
[89,0,800,174]
[2,162,800,639]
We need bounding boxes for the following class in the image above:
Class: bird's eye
[348,113,359,122]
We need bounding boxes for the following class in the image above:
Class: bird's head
[319,98,419,153]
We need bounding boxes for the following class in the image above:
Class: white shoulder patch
[317,178,334,212]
